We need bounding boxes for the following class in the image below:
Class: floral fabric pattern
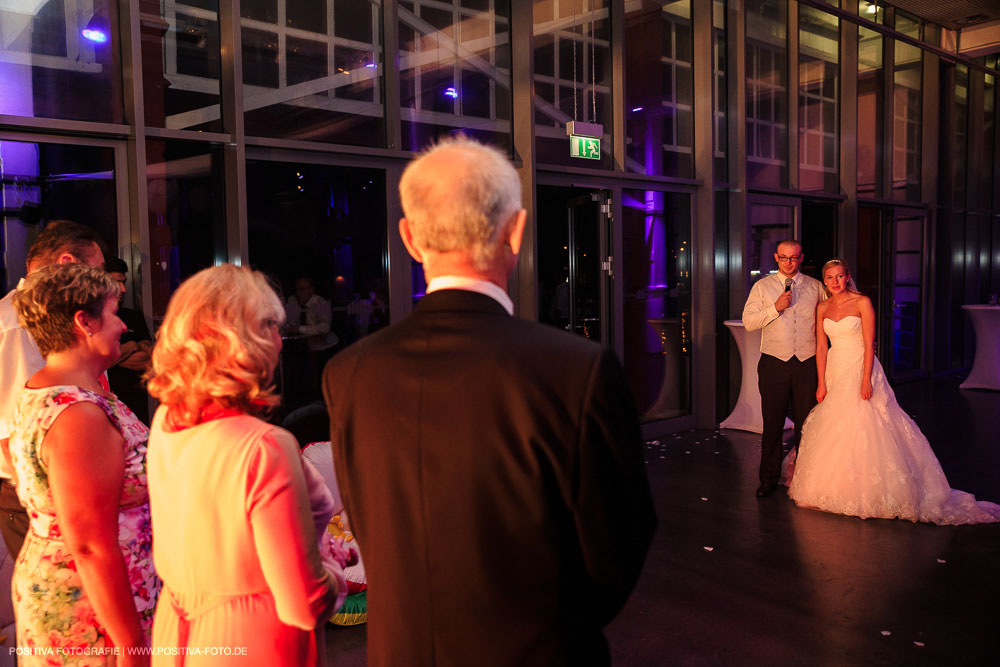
[9,386,160,665]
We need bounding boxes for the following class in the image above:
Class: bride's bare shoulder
[854,294,874,311]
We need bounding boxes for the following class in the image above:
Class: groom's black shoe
[756,484,777,498]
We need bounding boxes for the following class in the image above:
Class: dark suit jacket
[322,289,656,667]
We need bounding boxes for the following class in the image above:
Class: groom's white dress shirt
[742,271,824,362]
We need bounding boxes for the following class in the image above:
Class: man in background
[323,137,656,666]
[105,256,153,423]
[0,220,105,557]
[285,276,338,396]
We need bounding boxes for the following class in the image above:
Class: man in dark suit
[322,137,656,666]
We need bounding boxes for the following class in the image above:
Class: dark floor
[326,374,1000,666]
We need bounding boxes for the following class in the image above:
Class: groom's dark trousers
[757,353,818,487]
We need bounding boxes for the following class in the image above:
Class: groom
[742,239,824,498]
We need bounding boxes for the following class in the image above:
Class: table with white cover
[960,305,1000,391]
[720,320,794,433]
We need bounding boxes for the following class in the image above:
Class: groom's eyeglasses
[776,255,802,263]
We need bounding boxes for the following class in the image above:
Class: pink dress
[146,409,339,666]
[10,386,159,665]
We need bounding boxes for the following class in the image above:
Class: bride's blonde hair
[821,258,860,298]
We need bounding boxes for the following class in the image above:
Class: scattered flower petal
[881,631,891,636]
[936,558,946,564]
[913,641,924,647]
[703,546,714,552]
[700,497,708,501]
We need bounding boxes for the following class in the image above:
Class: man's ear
[505,209,527,257]
[399,218,424,263]
[56,252,78,265]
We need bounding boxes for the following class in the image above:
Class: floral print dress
[9,386,160,665]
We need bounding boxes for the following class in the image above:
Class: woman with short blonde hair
[146,264,345,666]
[10,262,159,666]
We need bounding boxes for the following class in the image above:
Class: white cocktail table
[720,320,793,433]
[960,305,1000,390]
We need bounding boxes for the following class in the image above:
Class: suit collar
[414,289,510,316]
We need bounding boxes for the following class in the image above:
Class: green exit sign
[570,135,601,160]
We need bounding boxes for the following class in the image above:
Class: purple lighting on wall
[632,106,644,113]
[444,87,458,99]
[365,63,377,69]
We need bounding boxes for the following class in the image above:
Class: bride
[785,258,1000,524]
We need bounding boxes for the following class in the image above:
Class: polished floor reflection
[325,373,1000,665]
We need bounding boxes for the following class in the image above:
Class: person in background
[323,137,656,666]
[284,276,339,396]
[105,256,153,423]
[10,263,158,665]
[146,264,346,666]
[742,238,824,498]
[0,219,105,559]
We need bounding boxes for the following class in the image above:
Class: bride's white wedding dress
[786,316,1000,524]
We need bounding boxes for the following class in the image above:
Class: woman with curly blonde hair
[10,262,159,666]
[146,264,347,666]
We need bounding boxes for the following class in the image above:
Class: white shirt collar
[426,276,514,315]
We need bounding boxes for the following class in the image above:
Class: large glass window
[533,0,612,168]
[241,1,386,147]
[953,64,969,207]
[0,1,123,123]
[713,0,728,179]
[142,0,223,132]
[892,40,921,202]
[621,189,691,421]
[857,25,883,197]
[624,1,693,178]
[0,138,118,292]
[144,139,226,319]
[399,0,512,153]
[247,161,388,413]
[983,74,996,209]
[746,0,787,189]
[798,5,839,193]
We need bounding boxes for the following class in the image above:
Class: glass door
[537,185,612,344]
[888,209,926,379]
[857,205,927,381]
[746,196,799,284]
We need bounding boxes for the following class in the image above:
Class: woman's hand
[328,536,359,569]
[816,384,827,403]
[861,378,873,401]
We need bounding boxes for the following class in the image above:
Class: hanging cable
[572,0,578,121]
[590,0,597,122]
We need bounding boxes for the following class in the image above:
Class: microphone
[784,278,792,293]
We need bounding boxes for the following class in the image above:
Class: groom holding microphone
[742,239,824,498]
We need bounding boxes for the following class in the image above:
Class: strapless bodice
[823,315,863,348]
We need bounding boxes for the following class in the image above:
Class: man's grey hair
[399,136,522,271]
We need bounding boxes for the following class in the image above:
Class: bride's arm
[859,297,876,400]
[815,302,830,403]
